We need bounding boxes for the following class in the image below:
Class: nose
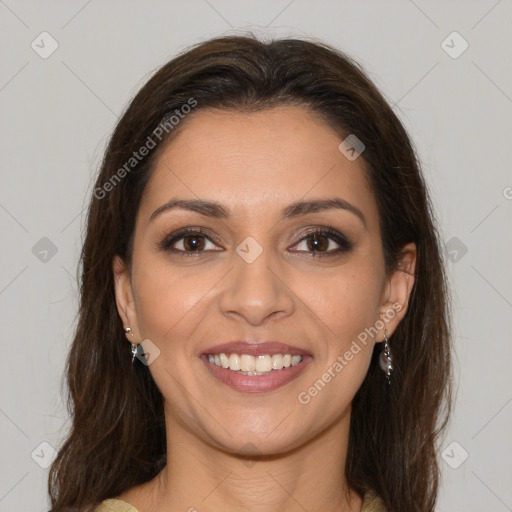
[219,244,295,326]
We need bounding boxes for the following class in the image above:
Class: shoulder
[361,488,387,512]
[92,498,140,512]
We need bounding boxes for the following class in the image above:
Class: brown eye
[180,234,207,251]
[290,228,352,255]
[160,228,221,256]
[305,233,330,252]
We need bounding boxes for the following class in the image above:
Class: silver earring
[124,327,138,363]
[130,342,138,363]
[379,332,393,384]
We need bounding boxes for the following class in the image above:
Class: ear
[113,255,140,343]
[377,242,417,341]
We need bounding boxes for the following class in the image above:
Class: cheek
[294,270,379,415]
[131,254,206,343]
[302,263,382,339]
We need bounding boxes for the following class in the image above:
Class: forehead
[139,106,378,227]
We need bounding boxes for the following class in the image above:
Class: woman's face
[114,105,415,454]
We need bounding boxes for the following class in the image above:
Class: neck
[127,402,362,512]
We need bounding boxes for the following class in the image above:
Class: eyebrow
[149,197,366,227]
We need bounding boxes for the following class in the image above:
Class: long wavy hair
[48,34,452,512]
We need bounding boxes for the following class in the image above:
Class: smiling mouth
[201,351,312,393]
[205,352,304,375]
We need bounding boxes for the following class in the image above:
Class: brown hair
[48,34,452,512]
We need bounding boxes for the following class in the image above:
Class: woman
[48,35,452,512]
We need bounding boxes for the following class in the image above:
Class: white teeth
[255,354,272,372]
[272,354,283,370]
[219,353,230,368]
[291,355,302,366]
[207,353,304,373]
[240,354,256,372]
[238,371,269,376]
[229,353,241,371]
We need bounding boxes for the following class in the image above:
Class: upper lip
[201,341,312,357]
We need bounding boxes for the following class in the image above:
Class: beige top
[93,489,386,512]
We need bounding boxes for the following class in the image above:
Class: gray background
[1,1,511,510]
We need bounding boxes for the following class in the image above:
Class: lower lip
[200,355,313,393]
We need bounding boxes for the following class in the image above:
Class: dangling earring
[124,327,138,363]
[379,332,393,385]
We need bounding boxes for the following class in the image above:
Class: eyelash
[159,227,353,258]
